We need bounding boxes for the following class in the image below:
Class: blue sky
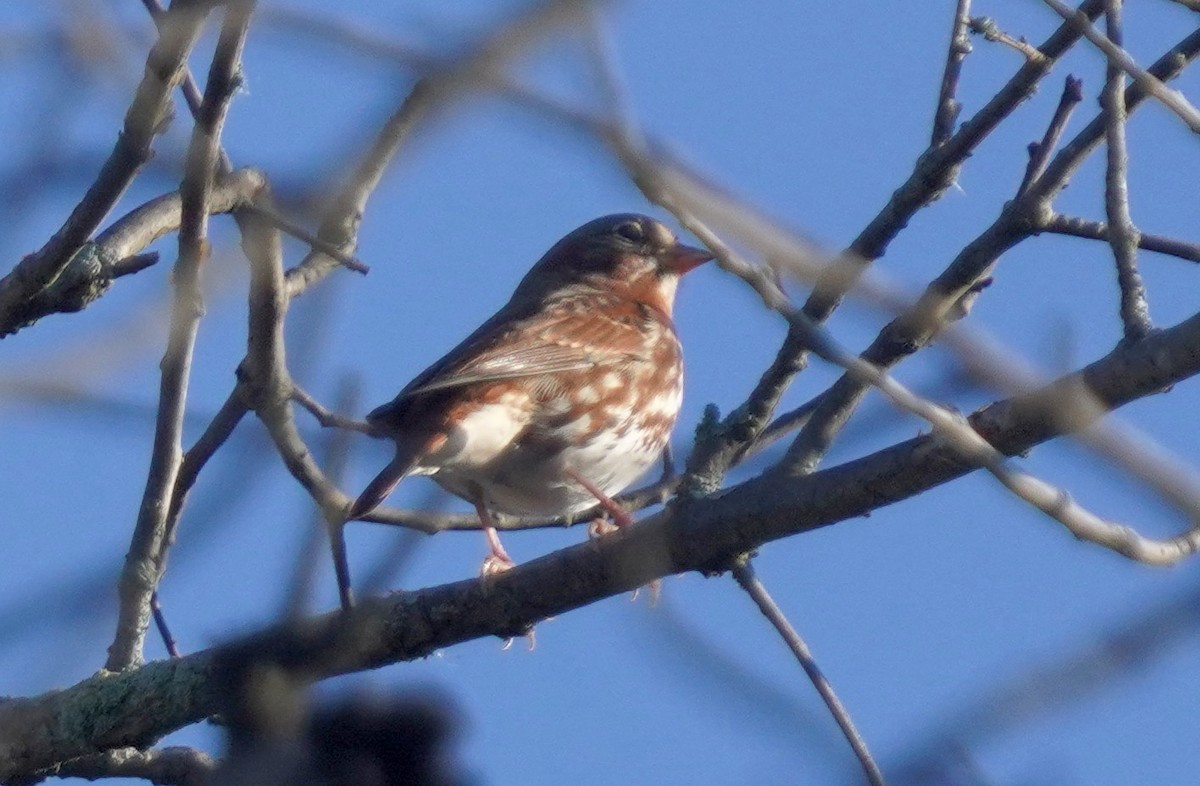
[2,2,1200,784]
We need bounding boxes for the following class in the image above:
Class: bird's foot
[500,627,537,652]
[479,523,516,577]
[588,517,621,539]
[481,553,516,577]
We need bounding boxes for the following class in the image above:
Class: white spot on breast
[600,372,621,390]
[427,394,529,470]
[576,386,600,404]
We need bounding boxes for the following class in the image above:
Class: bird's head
[513,213,712,317]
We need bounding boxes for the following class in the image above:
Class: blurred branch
[731,558,885,786]
[108,0,255,673]
[6,304,1200,780]
[0,0,213,338]
[282,0,603,298]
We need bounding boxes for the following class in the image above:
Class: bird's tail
[348,450,421,520]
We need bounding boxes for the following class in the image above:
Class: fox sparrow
[349,213,711,571]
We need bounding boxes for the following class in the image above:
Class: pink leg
[566,467,634,529]
[474,500,515,575]
[567,468,658,601]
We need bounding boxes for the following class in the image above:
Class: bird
[349,213,711,574]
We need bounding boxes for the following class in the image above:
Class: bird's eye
[614,221,646,244]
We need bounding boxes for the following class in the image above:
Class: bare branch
[732,558,885,786]
[292,384,375,434]
[150,593,181,659]
[0,0,213,337]
[108,0,255,672]
[1100,0,1153,342]
[779,26,1200,480]
[1043,0,1200,133]
[1041,213,1200,263]
[6,305,1200,780]
[932,0,973,147]
[968,16,1045,61]
[642,0,1106,496]
[1017,75,1084,197]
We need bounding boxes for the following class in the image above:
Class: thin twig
[1100,0,1153,342]
[291,384,375,434]
[285,378,362,617]
[1041,213,1200,263]
[778,27,1200,480]
[968,16,1045,61]
[107,0,255,672]
[932,0,973,147]
[1017,75,1083,196]
[731,558,886,786]
[150,592,181,659]
[1043,0,1200,133]
[244,203,369,275]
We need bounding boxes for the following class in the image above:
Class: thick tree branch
[4,304,1200,782]
[14,745,215,786]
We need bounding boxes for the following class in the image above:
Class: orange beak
[666,243,714,274]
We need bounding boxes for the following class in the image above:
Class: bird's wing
[366,299,655,425]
